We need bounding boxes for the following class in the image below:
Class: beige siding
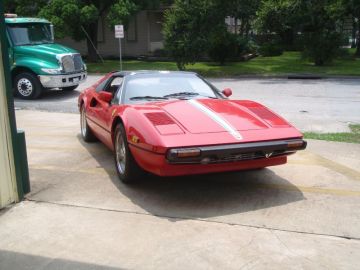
[0,42,18,209]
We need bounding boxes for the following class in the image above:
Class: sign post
[114,25,124,71]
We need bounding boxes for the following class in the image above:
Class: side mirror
[98,91,113,103]
[222,88,232,97]
[50,24,54,42]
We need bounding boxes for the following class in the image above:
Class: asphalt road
[14,75,360,132]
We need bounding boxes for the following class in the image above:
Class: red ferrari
[78,71,306,183]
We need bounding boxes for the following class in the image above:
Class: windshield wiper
[130,96,169,101]
[163,92,199,98]
[164,92,217,99]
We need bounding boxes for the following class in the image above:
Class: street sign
[114,25,124,71]
[115,25,124,39]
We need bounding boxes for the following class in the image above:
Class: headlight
[83,63,87,71]
[41,68,62,74]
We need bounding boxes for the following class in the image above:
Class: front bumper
[39,71,87,88]
[129,139,307,176]
[166,139,307,164]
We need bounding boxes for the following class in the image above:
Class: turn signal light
[287,140,304,149]
[177,148,201,158]
[168,148,201,159]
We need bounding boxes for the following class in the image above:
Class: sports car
[78,71,306,183]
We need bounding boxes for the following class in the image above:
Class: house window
[127,16,137,42]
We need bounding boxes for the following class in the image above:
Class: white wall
[0,41,18,208]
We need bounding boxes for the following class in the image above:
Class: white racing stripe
[188,99,243,140]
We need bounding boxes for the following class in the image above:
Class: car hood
[151,99,291,134]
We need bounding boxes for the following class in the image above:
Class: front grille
[212,151,265,163]
[73,54,83,71]
[61,54,83,73]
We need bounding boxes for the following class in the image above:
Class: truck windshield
[7,23,53,46]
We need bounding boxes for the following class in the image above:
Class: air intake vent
[248,107,289,126]
[145,112,175,126]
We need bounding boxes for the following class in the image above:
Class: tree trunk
[85,22,99,62]
[351,16,356,48]
[245,20,250,38]
[356,19,360,57]
[239,19,245,36]
[234,17,238,34]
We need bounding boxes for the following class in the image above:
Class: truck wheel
[63,85,79,91]
[14,72,43,100]
[114,124,145,184]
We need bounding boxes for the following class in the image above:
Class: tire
[14,72,43,100]
[63,85,79,91]
[114,124,145,184]
[80,105,97,142]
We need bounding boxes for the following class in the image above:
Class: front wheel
[63,85,79,91]
[114,124,145,184]
[14,72,43,99]
[80,105,96,142]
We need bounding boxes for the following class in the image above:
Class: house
[57,9,165,58]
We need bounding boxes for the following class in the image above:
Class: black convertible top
[111,70,197,77]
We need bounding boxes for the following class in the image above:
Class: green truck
[5,14,87,99]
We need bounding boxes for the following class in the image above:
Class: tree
[344,0,360,57]
[300,0,345,65]
[163,0,225,69]
[257,0,346,65]
[226,0,261,36]
[256,0,302,49]
[4,0,47,15]
[38,0,135,62]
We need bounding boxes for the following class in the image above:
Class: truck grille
[61,54,83,73]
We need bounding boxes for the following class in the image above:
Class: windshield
[7,23,53,46]
[123,73,219,104]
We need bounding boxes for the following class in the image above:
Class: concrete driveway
[14,76,360,132]
[0,110,359,269]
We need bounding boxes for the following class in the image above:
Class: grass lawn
[86,50,360,77]
[304,124,360,144]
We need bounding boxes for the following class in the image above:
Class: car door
[87,76,124,144]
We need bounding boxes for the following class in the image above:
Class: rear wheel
[14,72,43,99]
[63,85,78,91]
[114,124,144,184]
[80,105,96,142]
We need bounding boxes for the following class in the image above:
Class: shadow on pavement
[0,250,120,270]
[78,135,305,221]
[14,88,80,102]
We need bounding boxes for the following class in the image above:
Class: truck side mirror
[222,88,232,97]
[50,24,54,42]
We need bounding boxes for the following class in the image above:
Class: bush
[302,31,343,65]
[208,33,259,64]
[258,42,284,56]
[237,36,259,55]
[207,31,238,65]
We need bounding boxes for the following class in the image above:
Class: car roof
[111,70,197,77]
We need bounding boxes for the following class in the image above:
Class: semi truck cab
[5,14,87,99]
